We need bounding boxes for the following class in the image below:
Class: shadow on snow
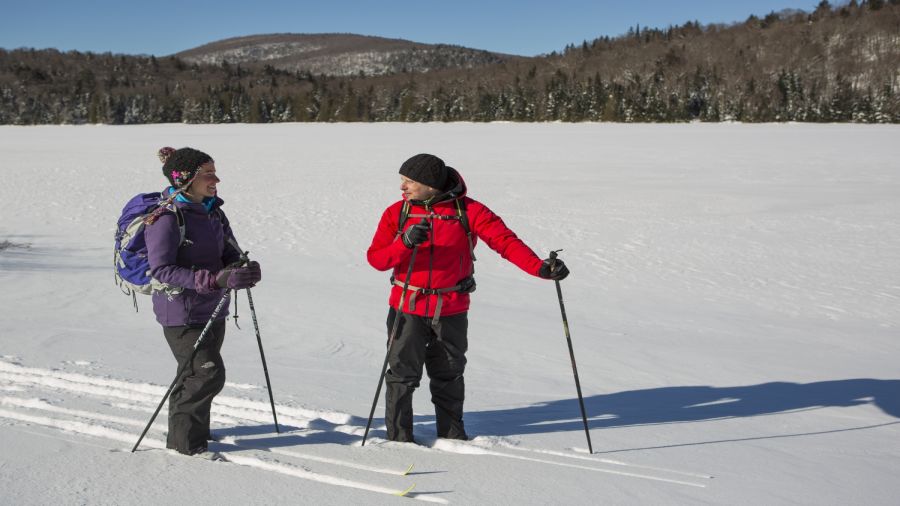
[465,378,900,451]
[0,238,106,272]
[214,378,900,452]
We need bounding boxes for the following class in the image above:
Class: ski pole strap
[231,288,242,329]
[391,279,461,324]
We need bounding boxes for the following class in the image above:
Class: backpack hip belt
[391,277,470,324]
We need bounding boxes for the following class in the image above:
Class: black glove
[539,257,569,281]
[401,222,430,248]
[216,260,261,289]
[457,276,476,294]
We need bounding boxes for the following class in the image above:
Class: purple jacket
[145,189,242,327]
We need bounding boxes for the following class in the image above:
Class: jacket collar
[163,186,224,213]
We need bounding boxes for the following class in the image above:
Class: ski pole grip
[549,249,563,267]
[240,251,250,266]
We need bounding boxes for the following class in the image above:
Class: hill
[175,33,514,77]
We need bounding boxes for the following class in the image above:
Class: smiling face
[400,175,440,202]
[185,162,219,202]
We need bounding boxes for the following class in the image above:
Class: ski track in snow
[0,358,711,497]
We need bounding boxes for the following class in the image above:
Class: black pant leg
[425,312,469,439]
[384,308,427,442]
[163,319,227,453]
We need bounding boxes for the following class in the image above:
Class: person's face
[186,162,219,201]
[400,175,439,202]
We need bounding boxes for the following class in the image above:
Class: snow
[0,122,898,504]
[188,42,326,65]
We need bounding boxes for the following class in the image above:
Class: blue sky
[1,0,823,57]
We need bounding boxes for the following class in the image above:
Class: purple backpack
[114,192,185,307]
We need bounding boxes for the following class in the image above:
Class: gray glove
[216,261,261,289]
[401,222,430,248]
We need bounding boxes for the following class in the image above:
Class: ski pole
[237,251,280,433]
[550,249,593,454]
[243,283,280,433]
[245,288,279,432]
[361,242,421,446]
[132,289,231,453]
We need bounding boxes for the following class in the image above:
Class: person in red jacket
[367,153,569,443]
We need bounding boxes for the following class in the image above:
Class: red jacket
[367,168,543,318]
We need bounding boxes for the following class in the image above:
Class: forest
[1,1,897,124]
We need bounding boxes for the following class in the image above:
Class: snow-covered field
[0,123,898,505]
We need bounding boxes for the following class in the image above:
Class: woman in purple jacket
[144,147,261,455]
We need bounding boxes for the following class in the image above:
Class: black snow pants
[384,308,468,442]
[163,319,227,454]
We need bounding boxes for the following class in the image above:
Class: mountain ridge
[174,33,517,76]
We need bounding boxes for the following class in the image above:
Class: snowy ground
[0,122,898,505]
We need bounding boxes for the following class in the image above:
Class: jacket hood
[406,166,467,206]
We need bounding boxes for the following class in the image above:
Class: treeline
[1,1,897,124]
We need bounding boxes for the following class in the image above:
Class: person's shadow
[462,379,900,452]
[214,379,899,452]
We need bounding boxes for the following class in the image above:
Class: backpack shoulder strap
[174,206,187,246]
[155,201,188,247]
[151,198,187,246]
[456,198,471,236]
[395,201,411,238]
[456,198,476,263]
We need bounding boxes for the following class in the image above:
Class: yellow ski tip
[396,483,416,497]
[402,463,414,476]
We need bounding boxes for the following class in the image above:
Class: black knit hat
[399,153,449,190]
[158,147,213,188]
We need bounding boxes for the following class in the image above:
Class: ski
[396,483,417,497]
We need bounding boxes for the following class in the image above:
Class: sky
[1,1,823,57]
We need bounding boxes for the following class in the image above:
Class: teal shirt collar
[172,187,216,213]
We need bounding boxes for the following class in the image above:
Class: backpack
[394,198,478,297]
[114,192,186,309]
